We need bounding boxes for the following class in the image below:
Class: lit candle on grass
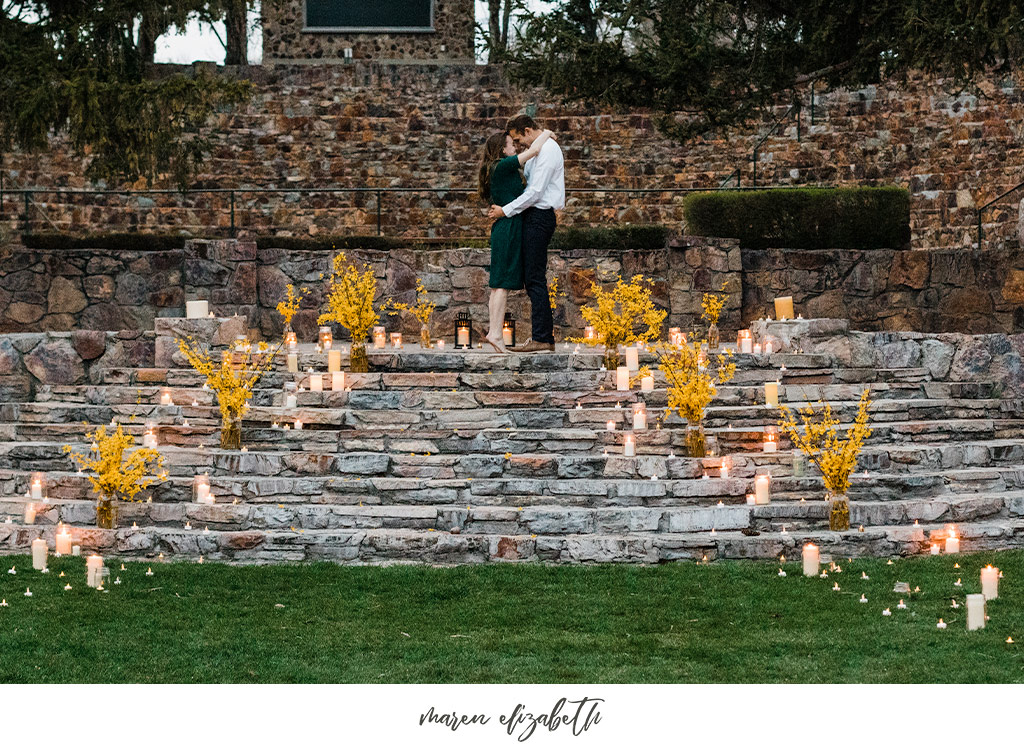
[802,543,819,576]
[31,537,47,571]
[967,594,986,630]
[86,554,103,588]
[946,529,960,554]
[982,565,999,600]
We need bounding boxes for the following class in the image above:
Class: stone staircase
[1,316,1023,564]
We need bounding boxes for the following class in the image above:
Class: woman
[478,128,553,352]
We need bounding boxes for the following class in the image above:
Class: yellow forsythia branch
[318,252,379,343]
[63,424,166,501]
[657,337,736,424]
[579,274,667,349]
[276,284,309,329]
[385,280,436,326]
[176,337,279,426]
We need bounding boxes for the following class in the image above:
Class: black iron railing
[977,179,1024,246]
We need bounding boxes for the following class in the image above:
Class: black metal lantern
[502,312,516,348]
[455,311,473,350]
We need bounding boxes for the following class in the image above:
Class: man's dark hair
[506,114,538,133]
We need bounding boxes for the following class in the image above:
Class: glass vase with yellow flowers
[779,390,873,531]
[385,279,436,349]
[701,289,728,350]
[318,252,379,372]
[276,283,308,344]
[176,337,280,450]
[657,337,737,457]
[64,424,166,528]
[579,275,667,370]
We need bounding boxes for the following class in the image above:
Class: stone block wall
[5,63,1024,248]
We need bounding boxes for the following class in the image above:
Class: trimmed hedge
[682,187,910,249]
[255,234,398,251]
[549,224,668,250]
[22,232,191,250]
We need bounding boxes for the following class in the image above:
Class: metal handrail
[0,182,840,237]
[976,179,1024,245]
[751,101,801,187]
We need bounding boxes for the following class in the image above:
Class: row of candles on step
[801,543,999,630]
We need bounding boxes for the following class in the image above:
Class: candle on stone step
[625,346,639,372]
[764,381,780,407]
[802,543,819,577]
[436,339,445,350]
[633,406,647,431]
[736,329,752,354]
[284,331,297,351]
[31,537,47,571]
[390,332,403,349]
[763,431,777,453]
[294,419,304,430]
[746,494,755,505]
[331,372,345,391]
[584,326,597,341]
[623,434,636,458]
[373,326,387,349]
[193,474,212,505]
[945,530,960,554]
[616,366,630,391]
[753,343,762,355]
[308,374,323,392]
[286,352,298,372]
[318,326,333,350]
[981,565,999,600]
[456,326,470,348]
[502,325,514,346]
[640,374,654,392]
[185,300,209,319]
[143,426,158,449]
[86,554,103,588]
[668,327,683,346]
[24,502,36,525]
[774,296,794,320]
[719,458,730,478]
[328,349,342,373]
[764,340,774,355]
[30,473,44,499]
[56,526,71,556]
[930,543,940,556]
[606,420,616,432]
[754,474,771,505]
[966,594,986,630]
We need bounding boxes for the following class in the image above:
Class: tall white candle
[30,477,43,499]
[185,300,209,319]
[308,374,323,392]
[625,347,639,371]
[457,327,470,347]
[24,503,36,525]
[328,350,342,372]
[616,366,630,391]
[31,537,47,571]
[286,353,298,372]
[754,474,771,505]
[86,554,103,588]
[981,565,999,600]
[502,326,514,346]
[633,409,647,431]
[56,526,72,556]
[331,372,345,391]
[802,543,819,577]
[765,382,780,407]
[623,434,636,458]
[640,375,654,392]
[966,594,986,630]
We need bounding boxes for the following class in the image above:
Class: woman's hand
[488,205,505,219]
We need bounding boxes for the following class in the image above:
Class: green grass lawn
[0,551,1020,683]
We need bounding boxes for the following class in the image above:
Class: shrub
[22,232,190,250]
[255,235,396,251]
[550,224,668,250]
[682,187,910,249]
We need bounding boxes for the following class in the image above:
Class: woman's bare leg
[487,288,508,349]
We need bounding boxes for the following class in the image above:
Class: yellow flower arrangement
[579,275,667,367]
[779,389,873,530]
[701,290,727,325]
[64,423,166,528]
[276,284,309,329]
[176,337,279,449]
[657,337,736,456]
[318,252,379,370]
[386,279,436,326]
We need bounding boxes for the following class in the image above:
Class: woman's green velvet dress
[488,155,525,290]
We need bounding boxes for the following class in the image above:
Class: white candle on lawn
[616,366,630,391]
[765,381,780,407]
[86,554,103,588]
[966,594,986,630]
[56,526,72,556]
[625,346,639,371]
[981,565,999,600]
[31,537,47,571]
[331,372,345,391]
[754,474,771,505]
[328,350,342,373]
[72,545,80,556]
[185,300,209,319]
[930,543,940,556]
[802,543,819,577]
[623,434,636,457]
[308,374,323,392]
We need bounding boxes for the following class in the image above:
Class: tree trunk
[488,0,506,62]
[138,11,158,64]
[225,0,248,66]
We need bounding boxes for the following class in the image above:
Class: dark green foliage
[550,224,669,250]
[506,1,1024,142]
[255,235,400,251]
[0,552,1019,683]
[683,187,910,249]
[22,232,190,250]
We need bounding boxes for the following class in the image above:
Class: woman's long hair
[478,131,509,202]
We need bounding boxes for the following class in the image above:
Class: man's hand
[488,205,505,219]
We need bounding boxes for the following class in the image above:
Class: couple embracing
[478,114,565,353]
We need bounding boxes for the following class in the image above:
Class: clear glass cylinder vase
[708,323,720,350]
[96,492,118,529]
[826,490,850,531]
[221,415,242,450]
[350,342,369,373]
[685,420,707,458]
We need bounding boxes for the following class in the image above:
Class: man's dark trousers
[521,207,557,344]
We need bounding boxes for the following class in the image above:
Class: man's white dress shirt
[501,138,566,217]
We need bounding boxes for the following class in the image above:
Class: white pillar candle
[143,428,158,449]
[185,300,209,319]
[294,419,304,430]
[286,353,298,372]
[456,327,470,347]
[765,340,774,355]
[436,339,445,350]
[740,336,753,354]
[754,474,771,505]
[764,382,780,407]
[24,503,36,525]
[31,537,47,571]
[981,565,999,600]
[56,527,72,556]
[373,327,387,349]
[606,420,616,432]
[502,326,514,346]
[71,545,80,557]
[774,296,794,320]
[331,372,345,391]
[753,343,762,355]
[328,350,342,372]
[625,346,639,372]
[802,543,819,577]
[616,366,630,391]
[745,494,756,505]
[308,374,323,392]
[763,434,777,453]
[30,476,43,500]
[285,393,297,409]
[719,463,729,479]
[946,534,960,554]
[86,554,103,588]
[623,434,636,457]
[930,543,940,556]
[966,594,986,630]
[633,409,647,431]
[640,375,654,392]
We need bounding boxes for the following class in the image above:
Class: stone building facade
[262,0,476,63]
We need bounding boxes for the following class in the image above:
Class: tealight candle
[625,346,639,372]
[390,332,403,349]
[56,526,71,556]
[967,594,986,630]
[801,543,819,576]
[616,366,630,391]
[623,434,636,458]
[764,381,780,407]
[774,296,794,320]
[31,537,47,571]
[981,565,999,600]
[754,474,771,505]
[308,374,323,392]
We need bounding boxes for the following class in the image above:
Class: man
[488,114,565,353]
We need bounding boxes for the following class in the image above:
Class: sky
[154,1,547,65]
